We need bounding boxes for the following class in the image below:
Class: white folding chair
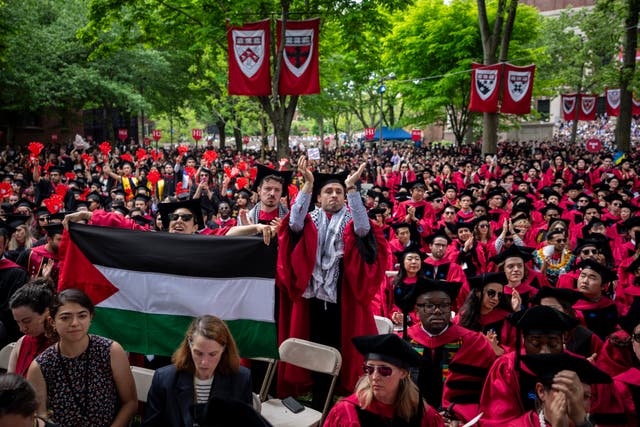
[260,338,342,427]
[131,366,155,403]
[374,315,394,334]
[250,357,277,403]
[0,342,16,371]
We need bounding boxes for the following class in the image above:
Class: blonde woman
[324,334,443,427]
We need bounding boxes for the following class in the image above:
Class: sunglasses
[633,333,640,344]
[444,211,455,215]
[363,364,393,377]
[168,213,194,222]
[581,249,599,255]
[612,202,622,207]
[478,224,489,229]
[486,289,503,299]
[554,239,567,243]
[416,302,451,312]
[433,199,443,203]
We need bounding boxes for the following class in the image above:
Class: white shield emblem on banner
[607,89,621,109]
[563,97,576,114]
[233,29,265,78]
[475,69,498,101]
[507,71,531,103]
[283,29,314,78]
[582,97,595,115]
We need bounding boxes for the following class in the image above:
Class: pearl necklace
[538,410,547,427]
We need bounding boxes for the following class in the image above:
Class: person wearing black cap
[422,230,469,310]
[278,156,389,402]
[16,223,63,284]
[243,164,293,226]
[556,236,611,290]
[492,244,547,310]
[323,334,443,427]
[389,244,425,328]
[389,222,416,254]
[406,277,496,424]
[457,272,517,356]
[0,219,28,347]
[572,260,620,340]
[479,306,581,426]
[530,287,603,360]
[478,154,502,182]
[103,160,139,200]
[510,353,610,427]
[33,164,65,206]
[450,220,486,279]
[392,179,434,245]
[613,216,640,265]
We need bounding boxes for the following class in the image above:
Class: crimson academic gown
[276,214,389,394]
[323,394,444,427]
[408,323,496,423]
[590,367,640,427]
[573,297,619,341]
[477,308,517,353]
[422,257,469,310]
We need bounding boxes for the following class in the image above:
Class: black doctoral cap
[352,333,421,369]
[521,353,611,385]
[251,164,293,197]
[507,305,579,333]
[158,198,204,230]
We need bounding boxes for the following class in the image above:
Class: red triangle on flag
[58,230,119,305]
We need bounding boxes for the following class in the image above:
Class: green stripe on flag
[91,307,278,359]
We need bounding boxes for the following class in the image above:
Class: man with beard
[244,164,292,225]
[16,223,62,284]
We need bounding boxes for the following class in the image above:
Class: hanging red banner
[192,129,203,141]
[364,128,376,140]
[500,64,535,115]
[561,94,577,121]
[143,137,151,146]
[277,18,320,95]
[578,94,597,121]
[242,136,250,144]
[152,130,162,141]
[468,63,501,113]
[118,128,128,141]
[51,134,58,142]
[411,129,422,142]
[605,88,620,117]
[228,20,272,96]
[632,96,640,116]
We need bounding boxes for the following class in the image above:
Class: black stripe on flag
[68,223,277,278]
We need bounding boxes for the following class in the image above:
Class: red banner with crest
[228,20,271,96]
[605,88,620,116]
[578,94,597,121]
[277,18,320,95]
[468,63,501,113]
[561,94,577,121]
[500,64,535,114]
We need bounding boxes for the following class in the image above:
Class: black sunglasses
[581,249,599,255]
[363,364,393,377]
[486,289,503,299]
[168,213,194,222]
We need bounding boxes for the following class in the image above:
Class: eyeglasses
[416,302,451,312]
[553,239,566,244]
[612,202,622,207]
[444,211,455,216]
[38,216,50,222]
[632,333,640,343]
[581,249,599,255]
[363,364,393,377]
[433,199,443,203]
[486,289,503,299]
[504,238,514,242]
[168,213,194,222]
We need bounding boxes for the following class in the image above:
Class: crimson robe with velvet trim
[20,244,59,282]
[594,330,634,378]
[573,296,619,340]
[504,280,538,311]
[590,367,640,427]
[478,308,517,352]
[407,323,495,423]
[323,394,444,427]
[276,213,389,395]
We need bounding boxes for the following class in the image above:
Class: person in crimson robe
[16,223,62,284]
[506,353,611,427]
[393,180,434,245]
[405,277,496,424]
[389,244,426,335]
[422,230,469,310]
[449,220,487,278]
[243,164,293,225]
[492,245,547,310]
[478,306,581,427]
[323,334,443,427]
[0,220,28,347]
[276,156,388,405]
[572,259,620,341]
[456,272,517,356]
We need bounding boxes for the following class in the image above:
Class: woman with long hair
[457,273,516,356]
[8,281,56,377]
[324,334,443,427]
[6,223,35,261]
[389,244,425,332]
[143,315,252,427]
[27,288,137,427]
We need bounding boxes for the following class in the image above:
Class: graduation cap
[4,214,30,229]
[0,219,16,238]
[395,192,411,202]
[352,333,421,369]
[405,179,426,191]
[468,272,508,291]
[42,223,64,237]
[564,183,583,192]
[73,200,89,211]
[134,194,151,204]
[427,190,444,202]
[86,192,103,204]
[605,193,623,203]
[236,188,253,199]
[47,166,63,175]
[486,188,505,200]
[131,215,153,227]
[623,216,640,230]
[454,220,475,232]
[507,305,579,333]
[620,201,637,213]
[443,183,458,193]
[491,245,534,265]
[15,198,35,211]
[134,184,150,195]
[158,198,204,230]
[530,287,583,307]
[577,259,617,284]
[511,205,531,220]
[393,243,426,263]
[458,190,475,200]
[111,187,126,197]
[35,206,51,218]
[252,164,294,197]
[311,170,350,201]
[580,201,602,213]
[540,204,563,216]
[580,303,619,341]
[521,353,611,385]
[391,222,412,232]
[367,207,386,220]
[48,212,66,223]
[581,218,607,237]
[411,276,462,302]
[547,217,570,231]
[425,228,452,245]
[111,203,130,217]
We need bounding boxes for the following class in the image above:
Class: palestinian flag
[59,223,278,358]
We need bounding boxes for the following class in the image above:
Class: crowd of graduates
[0,129,639,426]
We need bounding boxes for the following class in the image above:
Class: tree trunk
[233,124,243,151]
[216,118,226,150]
[260,115,269,161]
[616,0,639,153]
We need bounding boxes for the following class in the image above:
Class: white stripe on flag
[94,266,275,322]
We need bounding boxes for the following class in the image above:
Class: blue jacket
[142,364,252,427]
